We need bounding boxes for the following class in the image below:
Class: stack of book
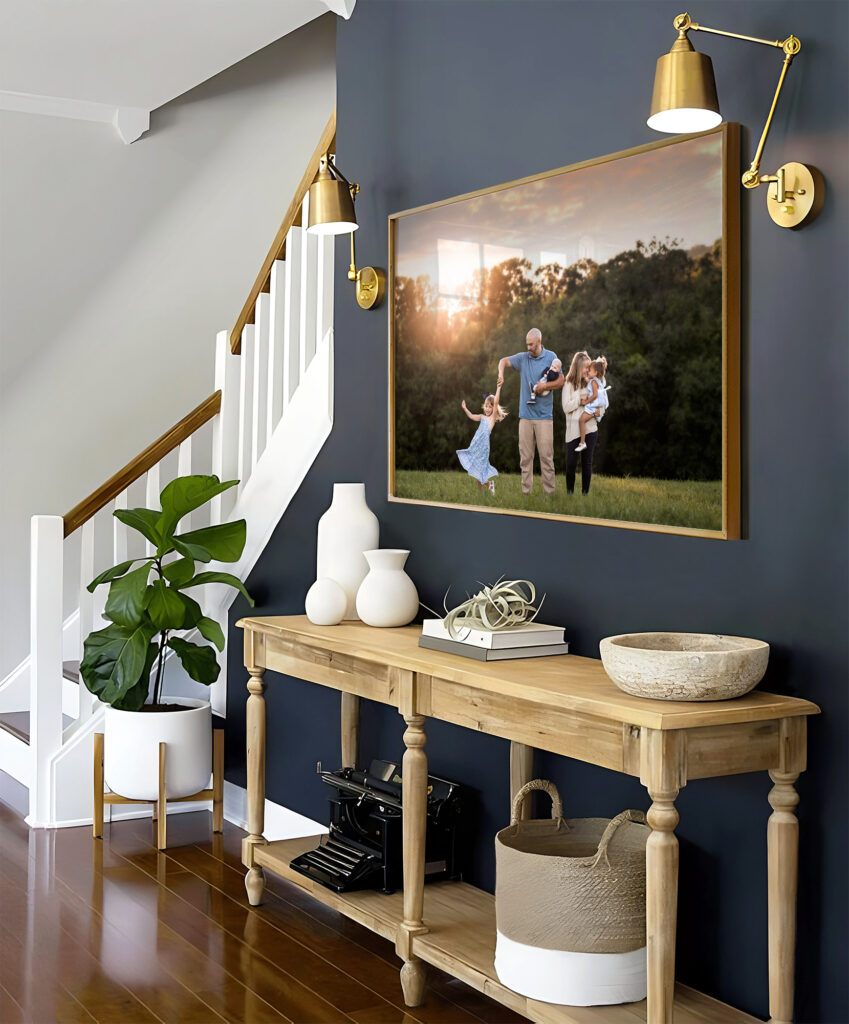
[418,619,568,661]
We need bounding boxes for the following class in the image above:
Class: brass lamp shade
[307,168,358,236]
[648,34,722,134]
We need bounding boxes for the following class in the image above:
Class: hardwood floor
[0,801,527,1023]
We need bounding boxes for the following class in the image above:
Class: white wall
[0,15,336,675]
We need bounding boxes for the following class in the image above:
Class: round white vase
[103,698,211,800]
[305,577,347,626]
[316,483,379,620]
[356,549,419,628]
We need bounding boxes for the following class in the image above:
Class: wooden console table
[237,615,819,1024]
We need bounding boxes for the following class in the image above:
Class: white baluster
[29,516,65,826]
[267,259,286,442]
[299,193,318,381]
[177,438,192,530]
[237,325,255,495]
[76,519,97,724]
[252,292,270,467]
[284,225,303,404]
[145,464,160,556]
[113,489,128,565]
[212,330,241,524]
[315,232,335,357]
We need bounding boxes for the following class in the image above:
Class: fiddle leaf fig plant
[80,475,254,711]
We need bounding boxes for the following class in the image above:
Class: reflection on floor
[0,801,526,1023]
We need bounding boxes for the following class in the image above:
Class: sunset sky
[394,133,723,298]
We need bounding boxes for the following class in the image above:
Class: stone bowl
[599,632,770,702]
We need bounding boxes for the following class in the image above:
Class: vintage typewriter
[289,759,463,894]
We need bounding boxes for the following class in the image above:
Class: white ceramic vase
[305,577,348,626]
[356,549,419,628]
[316,483,379,620]
[103,697,211,800]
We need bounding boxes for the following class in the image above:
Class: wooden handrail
[230,108,337,354]
[63,391,222,537]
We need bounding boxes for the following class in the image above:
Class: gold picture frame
[388,123,740,539]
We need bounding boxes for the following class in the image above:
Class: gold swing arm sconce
[651,13,824,228]
[308,154,386,309]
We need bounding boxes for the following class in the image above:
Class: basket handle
[511,779,563,825]
[592,809,648,869]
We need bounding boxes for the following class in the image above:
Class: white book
[421,618,565,650]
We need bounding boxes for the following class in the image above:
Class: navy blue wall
[227,3,848,1019]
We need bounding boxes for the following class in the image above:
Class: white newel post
[29,515,65,826]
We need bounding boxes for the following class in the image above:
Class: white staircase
[0,175,336,828]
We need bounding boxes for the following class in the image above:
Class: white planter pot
[356,549,419,628]
[316,483,379,620]
[103,698,212,800]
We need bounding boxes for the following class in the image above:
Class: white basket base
[494,931,647,1006]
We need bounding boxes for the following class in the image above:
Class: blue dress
[457,418,498,484]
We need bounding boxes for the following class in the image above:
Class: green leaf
[162,556,195,587]
[157,475,239,540]
[103,562,154,627]
[172,521,247,564]
[111,642,159,711]
[113,508,163,549]
[196,616,225,652]
[80,622,158,706]
[176,591,203,629]
[183,570,254,606]
[87,559,141,593]
[167,637,220,685]
[145,579,186,630]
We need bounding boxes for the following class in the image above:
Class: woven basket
[494,780,649,1006]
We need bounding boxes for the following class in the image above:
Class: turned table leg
[341,692,360,769]
[642,729,686,1024]
[243,660,268,906]
[398,712,428,1007]
[767,717,805,1024]
[509,742,535,820]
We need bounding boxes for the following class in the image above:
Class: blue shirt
[509,347,560,419]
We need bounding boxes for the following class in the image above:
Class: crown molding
[0,90,149,144]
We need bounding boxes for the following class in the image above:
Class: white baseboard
[223,780,326,841]
[26,799,211,830]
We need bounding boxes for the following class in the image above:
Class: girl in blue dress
[457,383,508,494]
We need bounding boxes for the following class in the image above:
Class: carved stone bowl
[599,632,770,702]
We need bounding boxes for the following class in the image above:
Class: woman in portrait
[562,351,600,495]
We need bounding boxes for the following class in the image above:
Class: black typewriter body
[289,759,463,894]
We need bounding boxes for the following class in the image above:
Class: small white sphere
[305,578,347,626]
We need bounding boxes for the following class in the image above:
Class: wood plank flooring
[0,800,527,1023]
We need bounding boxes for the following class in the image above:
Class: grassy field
[394,470,722,531]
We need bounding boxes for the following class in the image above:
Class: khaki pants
[518,418,555,494]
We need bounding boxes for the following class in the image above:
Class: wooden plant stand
[237,616,820,1024]
[93,728,224,849]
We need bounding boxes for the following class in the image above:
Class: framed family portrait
[388,123,741,539]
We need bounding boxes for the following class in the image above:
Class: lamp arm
[742,53,795,188]
[673,14,801,190]
[348,230,358,281]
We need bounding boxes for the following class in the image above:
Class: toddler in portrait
[575,357,609,452]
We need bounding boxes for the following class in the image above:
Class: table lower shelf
[253,837,761,1024]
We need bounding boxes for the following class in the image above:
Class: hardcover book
[418,635,570,662]
[421,618,565,650]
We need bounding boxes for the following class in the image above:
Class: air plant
[440,578,544,638]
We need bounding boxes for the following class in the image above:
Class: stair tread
[63,660,81,683]
[0,711,75,746]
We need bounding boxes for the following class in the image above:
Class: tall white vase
[317,483,379,620]
[356,549,419,627]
